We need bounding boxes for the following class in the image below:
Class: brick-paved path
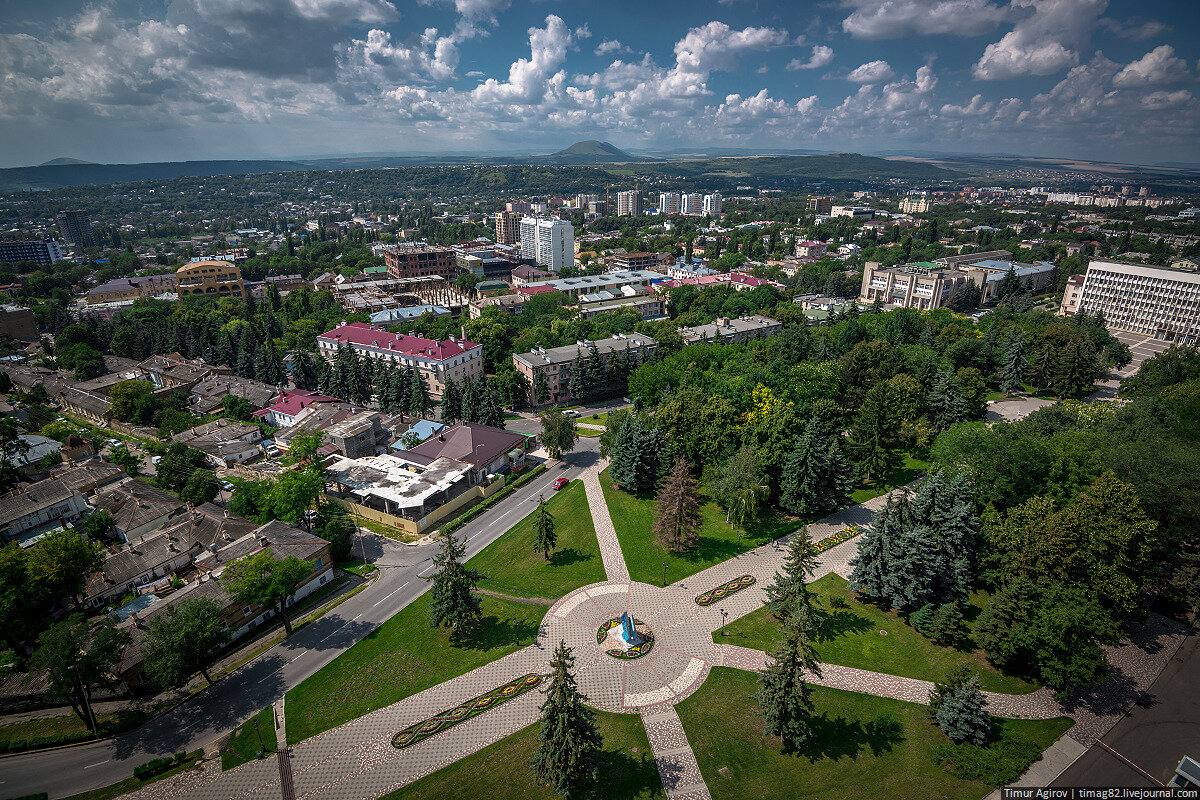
[580,465,630,582]
[641,706,711,800]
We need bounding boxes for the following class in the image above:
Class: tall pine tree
[927,370,968,432]
[533,495,557,561]
[755,593,822,752]
[441,377,462,425]
[529,641,602,799]
[427,532,485,633]
[651,457,702,553]
[998,331,1029,395]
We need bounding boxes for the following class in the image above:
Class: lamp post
[720,607,728,635]
[511,618,520,647]
[662,561,668,588]
[254,719,266,759]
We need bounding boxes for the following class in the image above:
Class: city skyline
[0,0,1197,167]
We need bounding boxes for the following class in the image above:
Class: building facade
[680,315,782,345]
[512,332,657,406]
[316,322,483,398]
[55,210,96,248]
[702,193,723,215]
[1060,259,1200,344]
[898,197,933,214]
[494,211,521,245]
[681,193,704,216]
[382,244,456,280]
[519,216,574,272]
[0,305,37,340]
[616,190,642,216]
[658,192,681,215]
[0,239,65,266]
[176,260,244,301]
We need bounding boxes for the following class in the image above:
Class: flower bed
[596,617,655,659]
[391,673,544,749]
[812,527,862,555]
[695,574,756,606]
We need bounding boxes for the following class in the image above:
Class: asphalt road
[1053,633,1200,788]
[0,429,599,800]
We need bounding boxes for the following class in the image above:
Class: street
[0,427,599,800]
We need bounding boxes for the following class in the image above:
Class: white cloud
[1099,16,1169,40]
[672,21,789,74]
[940,93,994,116]
[594,39,629,56]
[841,0,1011,38]
[973,0,1107,81]
[786,45,834,70]
[470,15,572,106]
[1113,45,1190,88]
[574,24,592,40]
[846,60,895,83]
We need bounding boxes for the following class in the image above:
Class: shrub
[910,603,936,636]
[133,756,176,780]
[936,676,992,745]
[936,733,1044,786]
[928,602,970,648]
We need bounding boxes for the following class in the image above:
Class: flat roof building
[513,332,657,406]
[1059,259,1200,345]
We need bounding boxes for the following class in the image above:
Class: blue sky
[0,0,1197,166]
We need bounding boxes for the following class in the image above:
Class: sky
[0,0,1198,167]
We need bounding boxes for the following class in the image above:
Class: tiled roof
[404,421,529,469]
[92,480,184,536]
[317,322,480,360]
[0,478,79,527]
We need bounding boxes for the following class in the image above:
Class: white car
[220,481,234,491]
[106,439,123,448]
[151,456,162,465]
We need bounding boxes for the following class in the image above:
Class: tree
[927,602,969,648]
[293,352,321,391]
[755,593,822,752]
[427,531,485,633]
[478,377,506,428]
[27,530,104,608]
[533,495,557,561]
[847,381,903,486]
[33,615,129,733]
[181,468,219,505]
[567,349,586,401]
[538,410,577,461]
[651,457,702,553]
[0,545,45,654]
[779,418,855,516]
[441,377,462,425]
[138,598,231,687]
[935,676,991,745]
[765,528,819,624]
[408,368,432,416]
[999,331,1029,394]
[928,666,975,717]
[221,552,315,636]
[608,414,668,494]
[265,469,326,523]
[529,641,603,799]
[927,370,968,433]
[317,508,355,561]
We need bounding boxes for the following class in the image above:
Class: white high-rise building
[616,190,642,216]
[658,192,681,215]
[1058,259,1200,345]
[702,193,723,215]
[520,216,575,272]
[681,193,704,216]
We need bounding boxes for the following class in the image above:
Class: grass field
[381,711,660,800]
[578,411,613,427]
[676,668,1071,800]
[600,467,800,585]
[469,480,604,600]
[849,456,928,504]
[61,751,205,800]
[285,593,548,744]
[0,709,147,746]
[222,706,276,770]
[714,574,1038,695]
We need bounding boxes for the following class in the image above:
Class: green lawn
[222,706,276,770]
[381,711,660,800]
[714,574,1038,694]
[61,751,206,800]
[677,668,1071,800]
[600,467,800,586]
[0,709,147,745]
[285,593,548,744]
[579,411,612,427]
[849,456,928,504]
[469,480,605,600]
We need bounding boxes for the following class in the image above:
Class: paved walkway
[580,465,630,582]
[640,707,711,800]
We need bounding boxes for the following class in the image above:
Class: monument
[596,611,654,659]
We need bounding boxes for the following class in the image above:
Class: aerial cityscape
[0,1,1197,799]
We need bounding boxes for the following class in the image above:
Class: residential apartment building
[702,193,723,215]
[616,190,642,216]
[681,193,704,216]
[0,478,90,547]
[577,293,666,321]
[176,259,244,301]
[316,322,483,398]
[1060,274,1085,316]
[494,211,521,245]
[0,239,65,266]
[519,270,662,301]
[806,197,832,214]
[519,216,574,272]
[382,244,456,280]
[1058,259,1200,344]
[794,240,827,259]
[0,305,37,340]
[898,197,933,214]
[56,210,96,248]
[513,332,657,406]
[658,192,682,216]
[831,206,877,219]
[610,252,664,271]
[680,315,782,345]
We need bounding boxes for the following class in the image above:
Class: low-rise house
[188,375,279,416]
[0,478,90,546]
[52,461,127,496]
[512,332,657,406]
[172,419,265,467]
[680,315,782,345]
[92,479,186,543]
[59,387,113,424]
[253,390,339,428]
[8,434,63,468]
[402,421,533,484]
[138,354,223,391]
[391,419,445,450]
[60,434,96,462]
[325,452,476,535]
[577,293,667,321]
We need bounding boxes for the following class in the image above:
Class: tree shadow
[584,749,665,798]
[452,615,541,652]
[1054,666,1140,717]
[549,547,595,568]
[816,608,874,643]
[791,712,905,762]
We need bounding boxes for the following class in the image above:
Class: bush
[928,602,970,648]
[936,733,1044,786]
[133,756,176,780]
[911,603,936,636]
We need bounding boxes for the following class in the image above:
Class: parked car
[552,477,570,491]
[220,481,234,491]
[106,439,123,448]
[562,410,579,418]
[151,456,162,465]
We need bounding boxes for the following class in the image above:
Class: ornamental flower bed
[812,527,862,555]
[596,617,655,659]
[694,574,756,606]
[391,673,543,749]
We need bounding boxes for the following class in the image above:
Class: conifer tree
[293,352,320,391]
[780,423,823,516]
[567,348,586,401]
[935,676,991,745]
[998,331,1029,394]
[586,343,606,397]
[1027,345,1055,393]
[409,368,431,416]
[441,377,462,425]
[652,457,702,553]
[256,340,285,387]
[849,492,904,599]
[765,528,819,624]
[479,377,505,428]
[529,641,602,799]
[848,382,902,486]
[755,594,822,752]
[427,532,485,633]
[533,495,557,561]
[927,370,968,432]
[236,326,258,377]
[393,365,412,414]
[817,435,855,512]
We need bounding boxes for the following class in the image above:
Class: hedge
[133,752,188,780]
[440,466,548,536]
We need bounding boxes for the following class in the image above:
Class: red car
[552,477,570,491]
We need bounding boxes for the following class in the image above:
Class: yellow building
[176,260,244,301]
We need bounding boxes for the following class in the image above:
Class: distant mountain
[541,140,645,164]
[613,152,960,182]
[0,159,310,190]
[38,157,98,167]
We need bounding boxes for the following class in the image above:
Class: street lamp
[254,719,266,759]
[720,607,728,635]
[511,618,520,647]
[662,561,668,588]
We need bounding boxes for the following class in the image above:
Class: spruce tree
[529,641,602,799]
[755,594,822,752]
[651,457,702,553]
[409,368,431,416]
[441,377,462,425]
[586,343,606,397]
[427,532,485,633]
[928,602,969,647]
[817,435,855,513]
[1027,345,1055,393]
[479,377,505,428]
[461,376,480,423]
[607,415,638,490]
[393,365,412,414]
[935,676,991,745]
[293,352,320,391]
[533,495,557,561]
[780,423,822,516]
[567,348,586,401]
[848,382,902,486]
[765,528,819,624]
[999,331,1029,394]
[927,370,968,432]
[236,326,258,377]
[849,492,904,599]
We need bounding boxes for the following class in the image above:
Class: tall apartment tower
[616,190,642,216]
[575,194,600,209]
[658,192,681,215]
[55,210,96,249]
[506,201,532,213]
[681,193,704,216]
[702,193,723,215]
[494,211,521,245]
[520,216,575,272]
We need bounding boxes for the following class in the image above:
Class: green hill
[543,140,643,164]
[608,152,959,181]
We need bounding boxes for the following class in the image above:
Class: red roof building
[253,389,340,428]
[316,322,483,399]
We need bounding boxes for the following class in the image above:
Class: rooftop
[318,322,480,360]
[404,421,529,469]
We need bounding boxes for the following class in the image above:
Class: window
[243,605,252,616]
